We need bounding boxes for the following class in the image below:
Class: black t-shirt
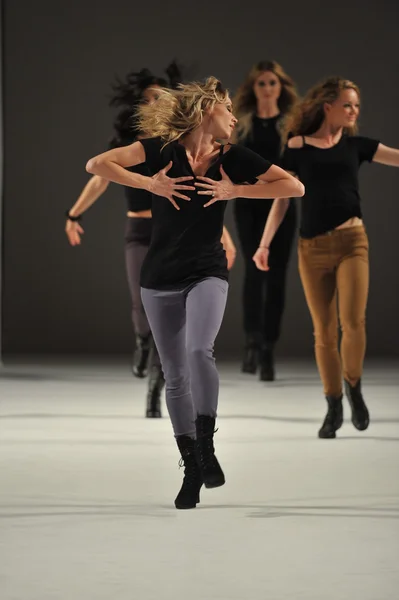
[108,135,153,212]
[281,135,379,238]
[124,164,153,212]
[236,114,283,211]
[138,137,272,289]
[239,114,283,165]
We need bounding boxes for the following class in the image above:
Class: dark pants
[234,199,297,344]
[124,218,160,368]
[141,278,228,437]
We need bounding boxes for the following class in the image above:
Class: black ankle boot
[242,334,260,374]
[132,334,151,378]
[344,379,369,431]
[195,415,225,489]
[174,436,203,509]
[146,366,164,418]
[259,343,275,381]
[318,395,344,438]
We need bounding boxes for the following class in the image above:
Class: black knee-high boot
[174,436,203,509]
[195,415,225,488]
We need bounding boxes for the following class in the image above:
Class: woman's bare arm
[260,198,290,249]
[196,164,304,204]
[65,175,110,246]
[221,225,237,270]
[69,176,110,219]
[243,165,304,199]
[373,143,399,167]
[85,141,151,189]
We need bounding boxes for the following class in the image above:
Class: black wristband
[65,211,82,222]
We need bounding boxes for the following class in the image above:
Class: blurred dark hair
[108,61,183,148]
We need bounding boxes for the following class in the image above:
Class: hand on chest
[164,157,223,208]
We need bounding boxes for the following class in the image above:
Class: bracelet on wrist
[259,245,269,250]
[65,210,82,222]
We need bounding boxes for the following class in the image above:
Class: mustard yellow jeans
[298,226,369,397]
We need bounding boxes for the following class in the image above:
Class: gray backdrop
[2,0,399,357]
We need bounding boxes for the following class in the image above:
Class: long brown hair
[232,60,298,142]
[285,76,361,140]
[137,76,229,145]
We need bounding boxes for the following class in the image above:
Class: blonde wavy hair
[136,76,230,144]
[232,60,299,143]
[285,76,361,139]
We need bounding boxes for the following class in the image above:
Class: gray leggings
[141,278,228,437]
[125,218,161,369]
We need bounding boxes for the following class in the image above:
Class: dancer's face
[253,71,282,104]
[324,88,360,128]
[142,85,162,105]
[207,97,238,139]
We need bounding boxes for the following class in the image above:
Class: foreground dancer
[85,77,304,508]
[66,65,177,418]
[254,76,399,438]
[233,60,299,380]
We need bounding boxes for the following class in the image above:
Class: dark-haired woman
[65,66,174,417]
[66,66,237,418]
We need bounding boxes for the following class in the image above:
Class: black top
[281,135,379,238]
[108,135,153,212]
[239,114,283,165]
[124,164,153,212]
[236,114,283,210]
[138,137,272,289]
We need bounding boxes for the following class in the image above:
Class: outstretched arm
[65,176,110,246]
[373,144,399,167]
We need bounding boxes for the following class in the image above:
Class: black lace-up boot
[174,436,203,509]
[145,366,164,418]
[344,379,370,431]
[318,395,344,438]
[195,415,225,488]
[132,333,151,378]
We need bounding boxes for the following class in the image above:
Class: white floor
[1,358,399,600]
